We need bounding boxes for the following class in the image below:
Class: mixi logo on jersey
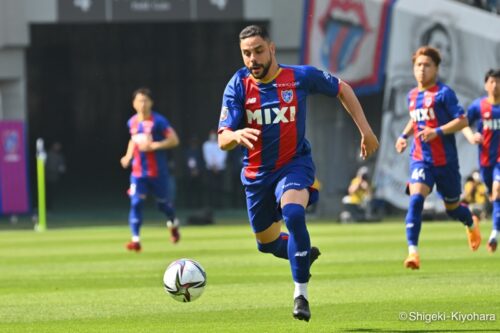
[410,107,436,122]
[482,112,500,130]
[246,106,296,125]
[409,95,436,122]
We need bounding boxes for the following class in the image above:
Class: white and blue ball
[163,258,206,302]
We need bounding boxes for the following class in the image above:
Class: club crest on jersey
[424,97,433,107]
[220,106,229,121]
[281,90,294,103]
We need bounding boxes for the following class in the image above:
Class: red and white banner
[301,0,395,95]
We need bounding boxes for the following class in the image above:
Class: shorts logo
[281,90,294,103]
[220,106,229,121]
[283,182,302,189]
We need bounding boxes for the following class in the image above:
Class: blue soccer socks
[493,199,500,233]
[157,199,176,222]
[283,204,310,283]
[257,232,289,259]
[405,194,425,246]
[447,203,473,228]
[129,196,144,237]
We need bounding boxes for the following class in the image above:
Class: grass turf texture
[1,221,499,333]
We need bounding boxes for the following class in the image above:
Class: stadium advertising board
[0,121,29,215]
[58,0,242,22]
[301,0,396,95]
[374,0,500,210]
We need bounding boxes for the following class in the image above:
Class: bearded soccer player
[395,46,481,270]
[218,25,378,321]
[462,68,500,253]
[120,88,180,252]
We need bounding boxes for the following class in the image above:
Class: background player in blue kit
[462,69,500,253]
[218,25,379,322]
[120,88,180,252]
[395,46,482,270]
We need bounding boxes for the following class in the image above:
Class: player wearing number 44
[218,25,378,322]
[395,46,481,270]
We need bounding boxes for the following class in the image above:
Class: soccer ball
[163,258,207,302]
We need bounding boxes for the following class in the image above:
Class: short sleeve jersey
[219,65,340,180]
[127,111,171,178]
[467,97,500,167]
[407,82,465,166]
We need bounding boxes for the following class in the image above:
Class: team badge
[281,90,294,103]
[220,106,229,121]
[484,112,491,119]
[424,97,433,107]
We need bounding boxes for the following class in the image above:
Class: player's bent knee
[446,202,468,220]
[444,201,459,211]
[255,222,282,244]
[257,238,280,254]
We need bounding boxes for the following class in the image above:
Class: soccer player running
[462,69,500,253]
[120,88,181,252]
[218,25,378,321]
[395,46,482,270]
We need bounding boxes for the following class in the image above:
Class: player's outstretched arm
[120,140,134,168]
[218,128,261,151]
[338,81,379,159]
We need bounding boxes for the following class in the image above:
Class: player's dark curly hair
[484,69,500,82]
[132,87,153,101]
[412,46,441,67]
[239,25,270,41]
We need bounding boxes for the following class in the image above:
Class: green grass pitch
[1,220,499,332]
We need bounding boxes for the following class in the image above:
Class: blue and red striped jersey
[219,65,340,180]
[407,82,465,166]
[127,111,172,178]
[467,97,500,167]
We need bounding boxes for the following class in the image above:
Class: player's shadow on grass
[340,329,499,333]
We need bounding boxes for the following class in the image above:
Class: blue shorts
[409,161,461,203]
[480,164,500,193]
[243,156,319,233]
[129,174,170,200]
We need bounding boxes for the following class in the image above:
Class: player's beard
[249,56,272,80]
